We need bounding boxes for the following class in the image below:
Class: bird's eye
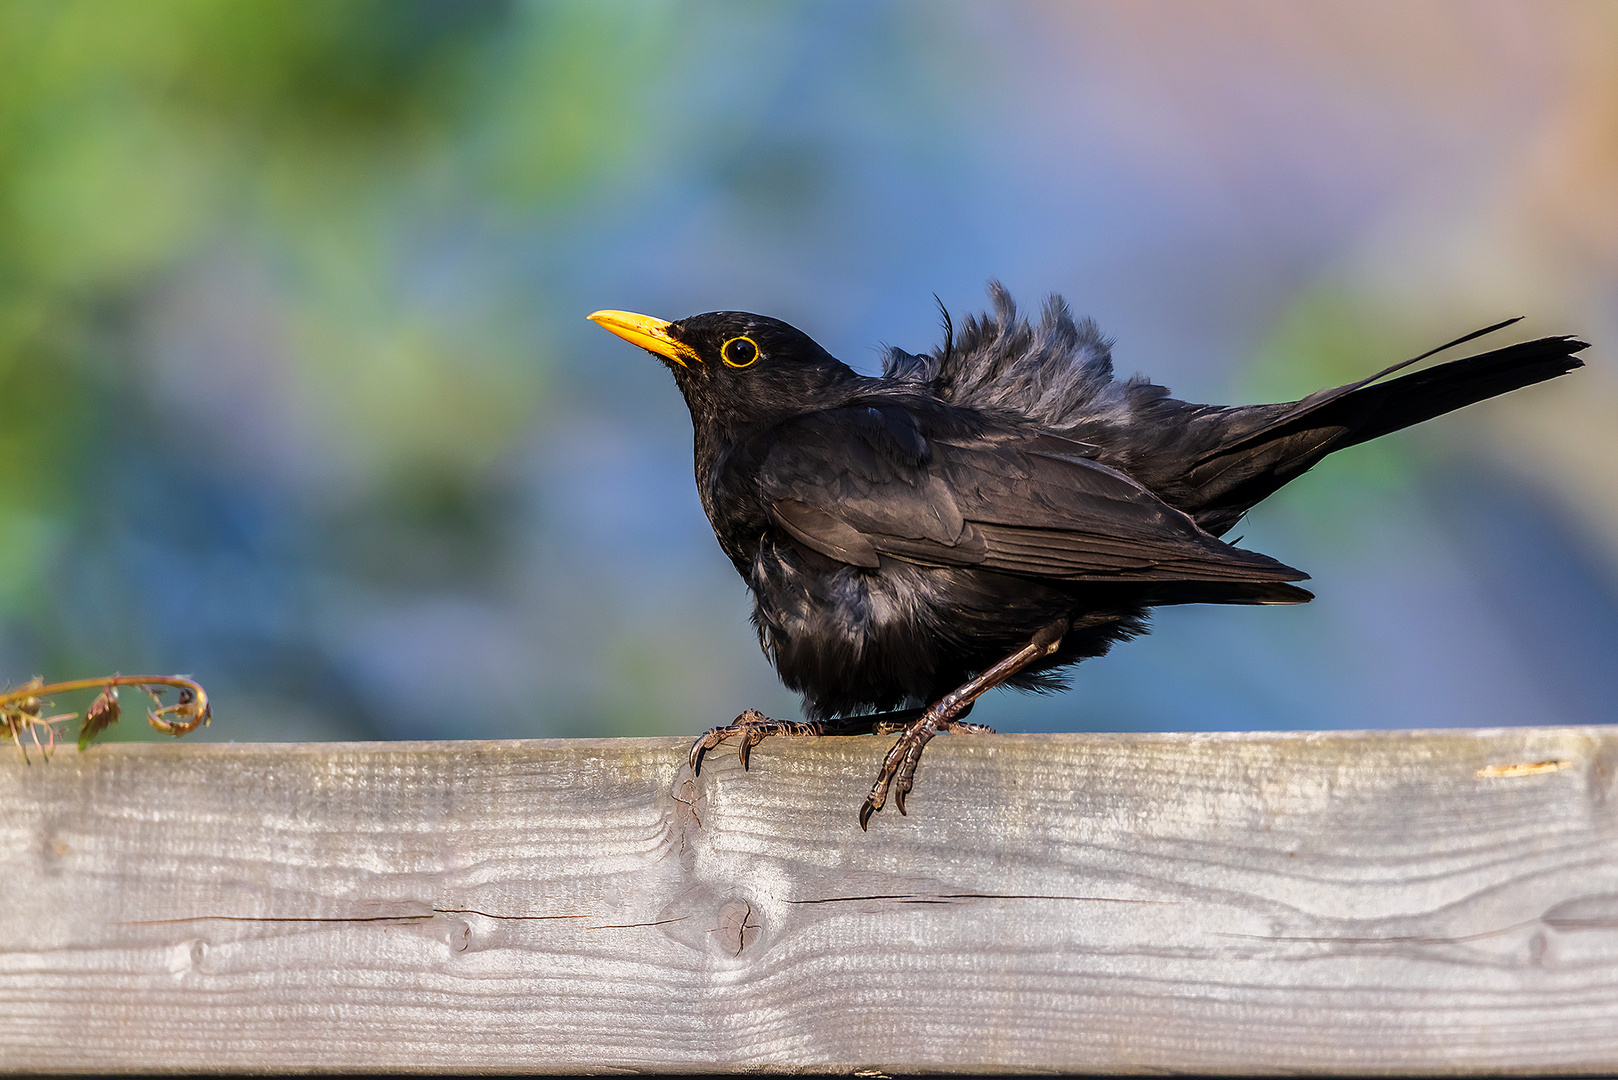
[721,336,760,368]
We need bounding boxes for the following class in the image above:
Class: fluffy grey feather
[882,281,1136,431]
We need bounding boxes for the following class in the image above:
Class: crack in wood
[115,914,438,926]
[584,916,690,931]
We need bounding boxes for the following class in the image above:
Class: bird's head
[589,308,863,430]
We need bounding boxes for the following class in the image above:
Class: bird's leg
[689,710,825,775]
[859,617,1070,829]
[688,705,936,776]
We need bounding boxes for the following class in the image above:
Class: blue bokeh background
[2,1,1614,743]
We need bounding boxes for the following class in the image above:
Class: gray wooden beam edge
[2,728,1617,1075]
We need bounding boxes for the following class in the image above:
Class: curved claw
[858,712,997,827]
[852,618,1059,826]
[688,710,821,778]
[739,724,771,770]
[689,728,726,775]
[858,735,906,828]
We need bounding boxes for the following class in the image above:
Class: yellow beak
[588,309,701,367]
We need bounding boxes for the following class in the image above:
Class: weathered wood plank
[2,728,1616,1074]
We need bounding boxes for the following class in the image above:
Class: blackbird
[590,285,1586,827]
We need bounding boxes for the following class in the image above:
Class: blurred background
[1,0,1614,744]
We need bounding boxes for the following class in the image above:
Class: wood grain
[2,728,1617,1074]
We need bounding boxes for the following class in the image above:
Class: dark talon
[739,724,768,769]
[689,725,728,775]
[858,704,1002,826]
[685,710,827,780]
[690,701,997,828]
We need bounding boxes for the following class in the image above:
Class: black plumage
[590,285,1587,827]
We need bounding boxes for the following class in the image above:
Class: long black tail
[1182,325,1588,535]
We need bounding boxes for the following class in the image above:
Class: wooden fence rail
[3,728,1617,1074]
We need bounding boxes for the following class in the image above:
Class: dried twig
[0,675,211,761]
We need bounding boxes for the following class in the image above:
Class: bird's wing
[751,405,1307,584]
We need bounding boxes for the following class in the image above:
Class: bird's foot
[858,711,994,829]
[688,709,826,775]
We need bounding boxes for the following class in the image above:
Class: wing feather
[754,406,1306,585]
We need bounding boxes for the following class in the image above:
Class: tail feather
[1144,580,1315,606]
[1184,331,1588,534]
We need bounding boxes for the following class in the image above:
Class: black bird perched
[590,285,1586,827]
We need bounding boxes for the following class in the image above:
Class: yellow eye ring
[721,335,760,368]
